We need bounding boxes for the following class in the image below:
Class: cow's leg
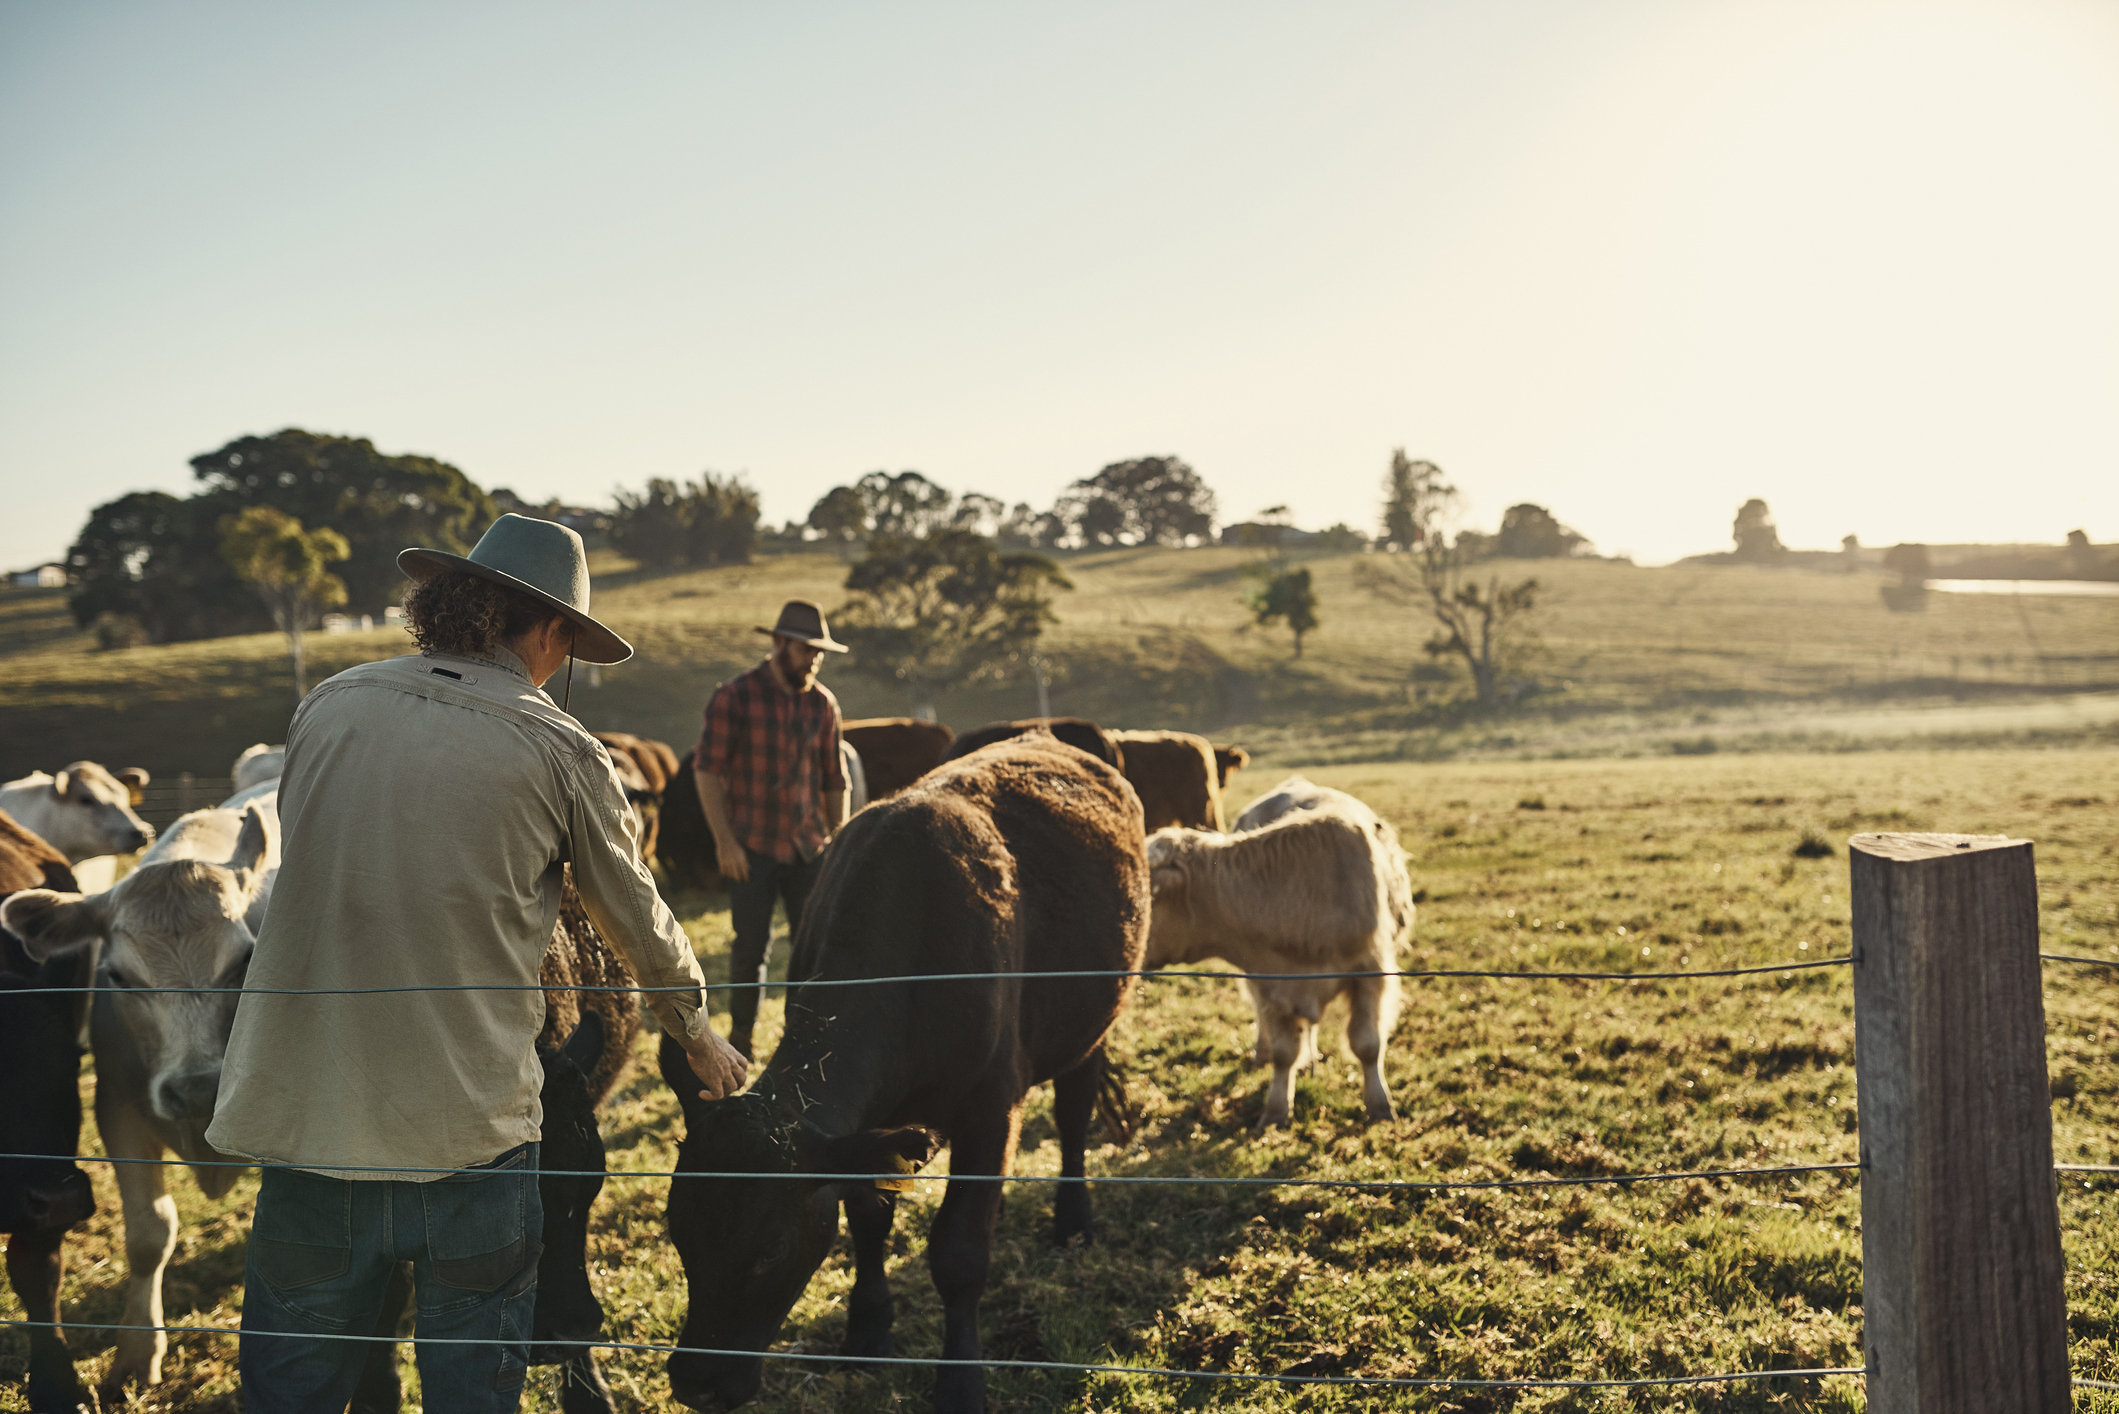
[347,1260,413,1414]
[8,1225,91,1413]
[1049,1048,1102,1245]
[928,1101,1021,1414]
[97,1103,177,1394]
[1256,1004,1304,1129]
[557,1351,616,1414]
[842,1186,901,1359]
[1347,978,1395,1123]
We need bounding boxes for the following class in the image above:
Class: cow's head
[1141,827,1210,967]
[531,1011,610,1363]
[15,762,156,863]
[656,1035,938,1411]
[0,804,270,1183]
[1212,745,1249,790]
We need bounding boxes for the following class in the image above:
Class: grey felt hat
[756,599,848,652]
[398,514,634,665]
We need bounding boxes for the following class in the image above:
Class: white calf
[1146,780,1412,1127]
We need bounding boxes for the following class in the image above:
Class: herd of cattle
[0,716,1414,1414]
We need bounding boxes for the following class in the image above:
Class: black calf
[1,937,98,1414]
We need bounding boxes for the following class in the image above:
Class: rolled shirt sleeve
[565,741,710,1045]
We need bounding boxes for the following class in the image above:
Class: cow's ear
[0,890,109,961]
[811,1126,942,1184]
[49,770,70,798]
[559,1008,607,1075]
[1150,864,1186,897]
[229,804,273,902]
[117,767,150,804]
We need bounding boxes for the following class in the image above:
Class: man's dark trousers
[727,845,819,1057]
[239,1143,542,1413]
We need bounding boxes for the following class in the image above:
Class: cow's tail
[1094,1047,1139,1147]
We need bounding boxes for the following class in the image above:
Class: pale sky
[4,0,2115,572]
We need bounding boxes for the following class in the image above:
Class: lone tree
[220,506,350,698]
[1732,498,1785,561]
[1243,561,1319,657]
[1353,454,1542,708]
[1379,449,1446,551]
[835,528,1072,719]
[1058,456,1216,546]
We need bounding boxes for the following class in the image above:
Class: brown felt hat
[756,599,848,653]
[398,514,633,664]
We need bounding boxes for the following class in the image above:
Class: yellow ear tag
[874,1153,917,1193]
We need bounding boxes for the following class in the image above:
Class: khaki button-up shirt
[207,648,709,1181]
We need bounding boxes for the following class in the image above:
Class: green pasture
[4,548,2117,781]
[7,749,2117,1411]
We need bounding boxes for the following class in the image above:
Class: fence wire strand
[2,955,1854,997]
[2044,952,2119,970]
[0,1318,1862,1390]
[0,1152,1862,1188]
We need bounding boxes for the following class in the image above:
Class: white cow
[0,784,278,1395]
[0,762,155,864]
[1144,776,1413,1127]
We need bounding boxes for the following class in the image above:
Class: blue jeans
[726,846,819,1056]
[239,1143,542,1414]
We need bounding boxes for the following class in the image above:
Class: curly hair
[401,570,561,659]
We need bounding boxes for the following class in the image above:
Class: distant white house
[321,613,377,633]
[9,564,65,588]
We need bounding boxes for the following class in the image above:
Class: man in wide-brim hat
[209,514,748,1412]
[693,597,849,1058]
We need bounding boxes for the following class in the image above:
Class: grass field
[4,547,2118,781]
[7,748,2117,1411]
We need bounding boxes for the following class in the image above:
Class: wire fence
[8,948,2114,1394]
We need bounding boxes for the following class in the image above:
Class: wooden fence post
[1851,832,2068,1411]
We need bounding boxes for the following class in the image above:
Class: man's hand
[683,1030,749,1101]
[714,834,750,883]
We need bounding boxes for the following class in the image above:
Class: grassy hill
[4,547,2117,781]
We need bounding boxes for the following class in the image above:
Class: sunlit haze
[3,0,2115,572]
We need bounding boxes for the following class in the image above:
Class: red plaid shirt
[698,660,845,864]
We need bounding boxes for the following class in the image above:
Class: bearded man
[694,599,849,1059]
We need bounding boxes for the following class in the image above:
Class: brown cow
[591,731,677,861]
[658,737,1147,1414]
[940,716,1122,773]
[1113,730,1225,831]
[842,717,955,799]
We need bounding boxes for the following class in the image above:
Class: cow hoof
[558,1355,618,1414]
[26,1370,93,1414]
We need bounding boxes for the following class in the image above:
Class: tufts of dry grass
[5,749,2117,1411]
